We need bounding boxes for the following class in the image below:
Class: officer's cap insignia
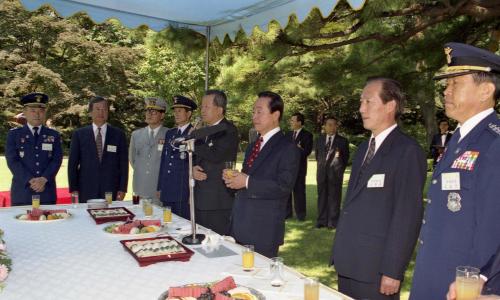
[444,47,452,64]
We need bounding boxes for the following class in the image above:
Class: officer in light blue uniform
[410,43,500,299]
[5,93,63,206]
[157,95,198,219]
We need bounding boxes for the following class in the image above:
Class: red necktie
[246,137,263,168]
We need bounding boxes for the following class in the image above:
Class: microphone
[172,123,227,145]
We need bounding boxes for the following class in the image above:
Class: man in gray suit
[129,98,168,203]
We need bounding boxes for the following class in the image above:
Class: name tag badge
[367,174,385,188]
[42,143,53,151]
[442,172,460,190]
[157,144,164,152]
[107,145,117,153]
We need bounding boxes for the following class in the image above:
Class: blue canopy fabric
[20,0,366,41]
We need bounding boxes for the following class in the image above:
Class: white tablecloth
[0,203,350,300]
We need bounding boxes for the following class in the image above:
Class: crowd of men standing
[5,41,500,299]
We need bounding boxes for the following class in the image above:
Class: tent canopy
[20,0,366,41]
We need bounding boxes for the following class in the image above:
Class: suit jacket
[286,128,313,177]
[68,124,129,202]
[481,246,500,296]
[430,132,452,161]
[129,125,168,199]
[194,118,239,210]
[158,125,192,203]
[331,127,427,283]
[230,131,300,251]
[411,112,500,300]
[315,134,349,183]
[6,125,63,205]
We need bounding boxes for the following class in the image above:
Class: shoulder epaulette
[488,122,500,137]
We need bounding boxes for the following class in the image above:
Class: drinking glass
[456,266,481,300]
[270,257,285,287]
[105,192,113,205]
[224,161,236,178]
[32,195,40,209]
[304,277,319,300]
[163,206,172,223]
[132,193,140,206]
[143,199,153,218]
[242,245,255,271]
[71,192,79,208]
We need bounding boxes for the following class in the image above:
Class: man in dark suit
[411,43,500,300]
[315,116,349,229]
[192,90,239,235]
[286,112,313,221]
[430,119,453,168]
[224,91,300,258]
[6,93,63,206]
[331,77,427,300]
[68,96,129,202]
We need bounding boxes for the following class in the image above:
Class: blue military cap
[172,95,197,111]
[435,42,500,80]
[145,97,167,112]
[21,93,48,107]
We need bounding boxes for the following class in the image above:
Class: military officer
[5,93,63,206]
[129,98,168,204]
[410,43,500,299]
[157,95,198,219]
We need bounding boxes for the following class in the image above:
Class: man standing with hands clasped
[331,77,427,300]
[68,96,128,202]
[410,43,500,300]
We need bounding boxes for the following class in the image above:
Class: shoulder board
[10,126,22,131]
[488,122,500,137]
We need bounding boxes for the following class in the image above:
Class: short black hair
[205,89,227,114]
[88,96,108,112]
[292,112,305,125]
[366,77,405,119]
[438,119,449,126]
[323,115,339,124]
[258,91,284,121]
[471,72,500,101]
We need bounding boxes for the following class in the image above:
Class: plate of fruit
[158,276,265,300]
[104,219,164,236]
[15,208,71,222]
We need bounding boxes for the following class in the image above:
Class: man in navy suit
[157,95,197,219]
[224,91,300,258]
[6,93,63,206]
[286,112,313,221]
[331,78,427,300]
[411,43,500,300]
[68,96,128,202]
[430,119,453,168]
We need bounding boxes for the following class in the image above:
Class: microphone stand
[182,138,205,245]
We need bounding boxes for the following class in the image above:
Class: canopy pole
[204,26,211,91]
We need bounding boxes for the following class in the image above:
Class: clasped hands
[29,177,47,193]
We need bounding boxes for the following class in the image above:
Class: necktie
[33,126,39,143]
[362,138,376,168]
[96,127,103,161]
[149,129,154,144]
[442,130,461,161]
[325,136,332,151]
[246,137,263,168]
[293,131,297,140]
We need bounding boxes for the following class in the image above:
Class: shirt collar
[148,125,161,136]
[371,123,397,153]
[260,127,281,149]
[92,123,107,136]
[27,123,43,135]
[458,108,494,141]
[212,118,224,126]
[294,128,302,136]
[177,123,190,134]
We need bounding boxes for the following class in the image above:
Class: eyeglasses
[146,109,163,114]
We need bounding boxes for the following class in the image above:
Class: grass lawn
[0,155,431,299]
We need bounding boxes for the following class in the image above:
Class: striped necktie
[96,127,103,161]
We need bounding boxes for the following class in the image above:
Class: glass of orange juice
[242,245,254,271]
[224,161,236,178]
[456,266,481,300]
[163,206,172,223]
[32,195,40,209]
[143,199,153,218]
[304,277,319,300]
[105,192,113,205]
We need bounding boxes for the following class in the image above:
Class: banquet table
[0,202,352,300]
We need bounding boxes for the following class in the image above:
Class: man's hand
[156,191,161,199]
[447,279,486,300]
[116,191,126,201]
[193,165,207,181]
[29,177,48,193]
[380,275,400,295]
[223,170,248,190]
